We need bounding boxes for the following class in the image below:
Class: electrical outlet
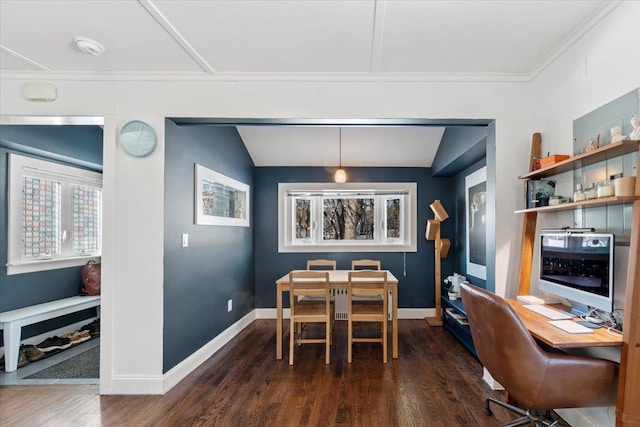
[228,299,232,312]
[181,233,189,247]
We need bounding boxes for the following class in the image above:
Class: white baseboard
[482,368,504,390]
[0,317,98,358]
[162,310,256,394]
[255,308,434,320]
[110,375,164,395]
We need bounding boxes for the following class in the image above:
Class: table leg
[276,283,283,359]
[392,284,398,359]
[4,323,21,372]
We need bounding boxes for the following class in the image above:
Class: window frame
[278,182,417,253]
[7,153,102,275]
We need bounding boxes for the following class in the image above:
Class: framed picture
[195,164,250,227]
[465,166,486,280]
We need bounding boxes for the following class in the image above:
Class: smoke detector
[73,36,105,56]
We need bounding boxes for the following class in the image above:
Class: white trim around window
[7,153,102,275]
[278,182,417,253]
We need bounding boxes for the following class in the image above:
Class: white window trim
[278,182,417,253]
[194,164,250,227]
[7,153,102,275]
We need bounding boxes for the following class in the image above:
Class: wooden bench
[0,295,100,372]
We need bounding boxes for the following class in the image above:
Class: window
[7,154,102,275]
[195,164,250,227]
[279,182,416,253]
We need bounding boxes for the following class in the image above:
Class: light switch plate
[181,233,189,247]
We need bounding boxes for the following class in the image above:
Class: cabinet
[515,139,640,427]
[442,294,477,358]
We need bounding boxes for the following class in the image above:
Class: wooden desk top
[507,299,622,349]
[276,270,399,286]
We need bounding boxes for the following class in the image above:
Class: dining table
[275,269,399,360]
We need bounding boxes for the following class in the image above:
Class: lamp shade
[334,168,347,183]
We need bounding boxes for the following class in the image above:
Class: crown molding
[0,70,532,83]
[528,0,623,80]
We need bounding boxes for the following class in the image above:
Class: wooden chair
[347,270,388,363]
[289,271,332,365]
[351,259,383,302]
[351,259,381,270]
[307,259,337,270]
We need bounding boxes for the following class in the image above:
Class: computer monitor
[538,231,614,313]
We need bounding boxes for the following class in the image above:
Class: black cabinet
[442,295,476,358]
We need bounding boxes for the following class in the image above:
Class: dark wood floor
[1,320,530,426]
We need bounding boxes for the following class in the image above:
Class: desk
[275,270,399,360]
[507,299,622,349]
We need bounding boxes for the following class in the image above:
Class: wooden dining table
[275,269,399,360]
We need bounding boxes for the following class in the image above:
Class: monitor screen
[538,232,614,313]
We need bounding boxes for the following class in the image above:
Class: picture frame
[194,164,250,227]
[465,166,487,280]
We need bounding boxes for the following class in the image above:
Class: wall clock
[119,120,157,157]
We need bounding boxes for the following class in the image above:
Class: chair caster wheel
[483,408,493,416]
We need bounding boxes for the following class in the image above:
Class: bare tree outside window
[386,198,401,238]
[323,198,374,241]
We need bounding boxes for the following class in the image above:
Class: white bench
[0,295,100,372]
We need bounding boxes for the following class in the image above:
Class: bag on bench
[80,260,101,296]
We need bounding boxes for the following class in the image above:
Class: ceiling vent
[73,36,105,56]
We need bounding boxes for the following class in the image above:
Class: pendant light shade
[335,127,347,183]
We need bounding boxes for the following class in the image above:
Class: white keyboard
[548,320,594,334]
[522,304,574,320]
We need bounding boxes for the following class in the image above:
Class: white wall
[529,2,640,426]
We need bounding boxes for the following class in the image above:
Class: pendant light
[334,127,347,183]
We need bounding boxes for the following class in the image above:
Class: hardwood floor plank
[0,320,566,427]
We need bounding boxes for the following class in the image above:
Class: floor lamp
[425,200,450,326]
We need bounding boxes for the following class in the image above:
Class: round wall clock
[119,120,157,157]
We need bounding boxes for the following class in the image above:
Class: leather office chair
[460,283,618,427]
[288,271,332,365]
[347,270,388,363]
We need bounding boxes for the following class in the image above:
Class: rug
[25,346,99,379]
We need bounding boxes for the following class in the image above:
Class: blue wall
[432,127,487,177]
[163,121,255,372]
[253,167,456,309]
[0,125,103,345]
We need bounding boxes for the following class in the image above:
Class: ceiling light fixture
[334,128,347,183]
[73,36,105,56]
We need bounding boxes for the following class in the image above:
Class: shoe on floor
[80,319,100,337]
[20,344,44,362]
[0,349,31,369]
[18,348,29,368]
[36,336,72,352]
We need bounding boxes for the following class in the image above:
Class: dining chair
[351,259,381,270]
[351,259,383,303]
[307,259,337,270]
[347,270,388,363]
[288,271,332,365]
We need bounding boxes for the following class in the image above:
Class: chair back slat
[307,259,337,270]
[351,259,381,270]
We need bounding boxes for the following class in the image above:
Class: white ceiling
[0,0,618,167]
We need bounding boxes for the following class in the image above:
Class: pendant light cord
[339,127,342,167]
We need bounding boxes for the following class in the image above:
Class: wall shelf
[515,195,637,214]
[518,139,640,180]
